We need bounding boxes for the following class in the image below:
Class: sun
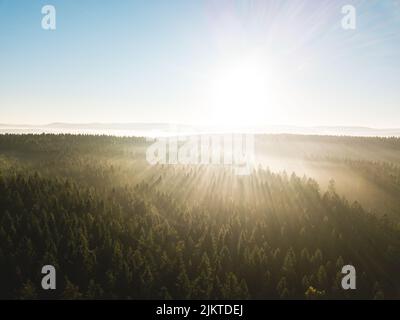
[206,55,280,128]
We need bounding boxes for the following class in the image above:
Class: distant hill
[1,123,400,137]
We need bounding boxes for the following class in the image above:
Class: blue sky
[1,0,400,127]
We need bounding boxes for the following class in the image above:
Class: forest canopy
[0,134,399,299]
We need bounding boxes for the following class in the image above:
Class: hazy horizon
[2,120,400,129]
[2,121,400,138]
